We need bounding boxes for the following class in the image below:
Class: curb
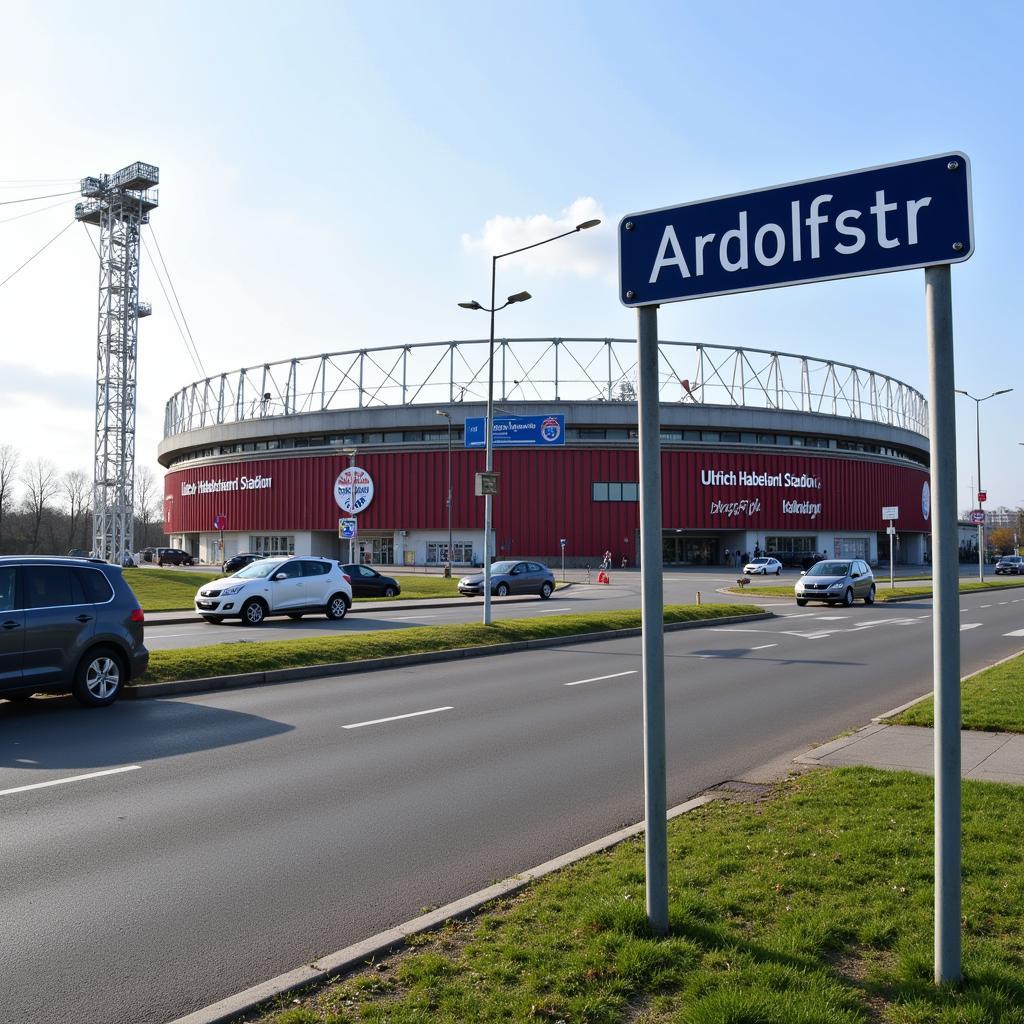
[126,612,774,700]
[168,792,721,1024]
[144,584,576,626]
[871,646,1024,722]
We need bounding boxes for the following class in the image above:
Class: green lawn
[728,578,1024,602]
[360,575,462,601]
[122,567,219,611]
[249,767,1024,1024]
[894,652,1024,733]
[137,604,758,684]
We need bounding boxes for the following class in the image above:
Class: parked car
[994,555,1024,576]
[155,548,194,567]
[794,558,875,607]
[458,560,555,599]
[341,564,401,598]
[743,556,783,576]
[0,556,148,707]
[194,556,353,624]
[223,553,263,575]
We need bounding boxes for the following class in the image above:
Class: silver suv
[195,556,354,625]
[795,559,875,607]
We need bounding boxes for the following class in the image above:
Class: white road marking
[751,643,778,650]
[781,613,815,619]
[815,616,847,621]
[998,602,1009,606]
[1003,628,1024,637]
[536,607,572,614]
[0,765,140,798]
[960,623,982,632]
[343,706,453,729]
[386,615,440,621]
[565,670,638,687]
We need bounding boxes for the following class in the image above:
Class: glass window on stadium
[765,536,817,566]
[250,535,295,557]
[427,541,472,565]
[834,537,870,560]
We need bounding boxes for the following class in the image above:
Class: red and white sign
[978,490,987,503]
[334,466,375,514]
[213,514,227,530]
[970,509,985,525]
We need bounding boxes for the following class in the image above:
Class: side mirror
[851,572,860,578]
[799,570,806,576]
[273,572,287,581]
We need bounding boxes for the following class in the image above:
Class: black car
[156,548,195,567]
[223,553,263,574]
[341,563,401,598]
[0,556,148,707]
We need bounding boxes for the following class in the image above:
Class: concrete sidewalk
[797,722,1024,785]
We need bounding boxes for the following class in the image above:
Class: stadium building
[159,338,932,568]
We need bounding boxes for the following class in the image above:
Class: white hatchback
[194,557,353,625]
[743,556,783,575]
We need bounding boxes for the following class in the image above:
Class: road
[1,590,1022,1024]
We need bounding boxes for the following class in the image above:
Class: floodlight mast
[75,162,159,563]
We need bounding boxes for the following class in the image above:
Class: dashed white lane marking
[386,615,440,621]
[960,623,982,632]
[751,643,778,650]
[343,706,453,729]
[980,604,992,609]
[781,613,815,619]
[0,765,140,798]
[814,616,847,621]
[998,602,1009,606]
[1004,628,1024,637]
[565,670,638,687]
[535,607,572,614]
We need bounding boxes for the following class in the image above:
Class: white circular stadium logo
[921,480,931,522]
[334,466,374,514]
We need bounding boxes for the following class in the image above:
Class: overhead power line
[0,197,73,225]
[145,224,208,379]
[0,189,79,207]
[0,220,74,292]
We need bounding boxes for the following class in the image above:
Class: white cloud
[461,197,614,278]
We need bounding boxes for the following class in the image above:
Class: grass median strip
[728,578,1024,602]
[136,604,755,685]
[249,767,1024,1024]
[894,651,1024,733]
[123,568,220,610]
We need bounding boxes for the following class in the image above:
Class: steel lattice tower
[75,162,159,562]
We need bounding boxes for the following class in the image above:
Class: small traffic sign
[970,509,986,525]
[475,471,500,496]
[213,514,227,531]
[882,505,899,521]
[559,538,566,547]
[338,517,358,539]
[977,490,987,503]
[887,525,897,535]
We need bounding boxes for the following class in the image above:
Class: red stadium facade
[159,339,932,569]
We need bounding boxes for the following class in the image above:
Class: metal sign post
[637,304,668,935]
[560,538,567,582]
[882,507,899,589]
[926,264,961,984]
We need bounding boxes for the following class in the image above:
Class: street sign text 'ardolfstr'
[619,153,972,306]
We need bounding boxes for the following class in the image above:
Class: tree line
[0,444,164,555]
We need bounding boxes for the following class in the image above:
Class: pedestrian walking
[724,548,731,567]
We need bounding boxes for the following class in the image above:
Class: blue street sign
[338,518,357,539]
[464,414,565,448]
[619,153,973,306]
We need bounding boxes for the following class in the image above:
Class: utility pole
[76,162,159,563]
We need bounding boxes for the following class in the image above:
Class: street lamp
[459,218,600,624]
[435,409,453,578]
[954,388,1013,581]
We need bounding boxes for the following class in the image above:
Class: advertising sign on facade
[465,414,565,448]
[970,509,985,524]
[882,506,899,521]
[334,466,374,514]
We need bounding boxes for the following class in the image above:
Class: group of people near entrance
[723,546,760,568]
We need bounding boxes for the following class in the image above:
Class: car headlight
[828,582,843,589]
[221,585,244,595]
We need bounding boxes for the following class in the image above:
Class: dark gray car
[794,558,875,607]
[0,557,148,707]
[458,560,555,599]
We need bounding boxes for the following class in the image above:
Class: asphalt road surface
[2,589,1023,1024]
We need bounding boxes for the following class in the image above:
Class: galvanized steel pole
[482,257,497,625]
[926,264,961,985]
[637,304,668,935]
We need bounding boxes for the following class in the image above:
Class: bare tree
[134,465,163,549]
[0,444,18,552]
[61,469,91,551]
[21,458,60,553]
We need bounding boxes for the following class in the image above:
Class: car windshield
[232,558,284,579]
[490,561,518,574]
[750,558,769,564]
[807,561,851,576]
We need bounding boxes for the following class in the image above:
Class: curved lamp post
[954,387,1012,580]
[459,217,600,625]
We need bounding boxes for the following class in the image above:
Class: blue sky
[1,0,1021,511]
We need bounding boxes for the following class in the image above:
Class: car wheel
[776,567,781,576]
[72,647,124,707]
[843,588,854,607]
[495,582,510,597]
[796,599,808,606]
[242,599,266,625]
[326,593,349,620]
[157,559,165,567]
[202,615,225,624]
[288,613,304,620]
[864,585,876,605]
[383,585,397,597]
[539,581,553,600]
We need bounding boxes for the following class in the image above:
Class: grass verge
[894,651,1024,733]
[727,578,1024,601]
[122,567,219,610]
[359,575,463,601]
[137,604,757,684]
[248,767,1024,1024]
